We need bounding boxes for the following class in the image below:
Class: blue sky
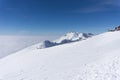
[0,0,120,35]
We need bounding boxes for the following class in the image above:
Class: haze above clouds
[0,35,57,58]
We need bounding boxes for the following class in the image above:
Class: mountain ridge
[36,32,93,49]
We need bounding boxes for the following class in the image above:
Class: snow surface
[0,31,120,80]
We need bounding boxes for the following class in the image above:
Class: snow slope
[0,31,120,80]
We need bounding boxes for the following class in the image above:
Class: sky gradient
[0,0,120,35]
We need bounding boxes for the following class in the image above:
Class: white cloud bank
[0,35,57,58]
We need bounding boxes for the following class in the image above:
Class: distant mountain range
[36,32,94,49]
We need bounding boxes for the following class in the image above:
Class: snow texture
[0,31,120,80]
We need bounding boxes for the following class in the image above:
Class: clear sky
[0,0,120,35]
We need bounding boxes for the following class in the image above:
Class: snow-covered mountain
[0,31,120,80]
[36,40,57,49]
[36,32,93,49]
[54,32,93,43]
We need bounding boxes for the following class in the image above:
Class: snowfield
[0,31,120,80]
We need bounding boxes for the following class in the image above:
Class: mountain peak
[35,32,94,49]
[64,31,79,37]
[55,32,93,43]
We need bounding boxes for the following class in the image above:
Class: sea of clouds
[0,35,57,58]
